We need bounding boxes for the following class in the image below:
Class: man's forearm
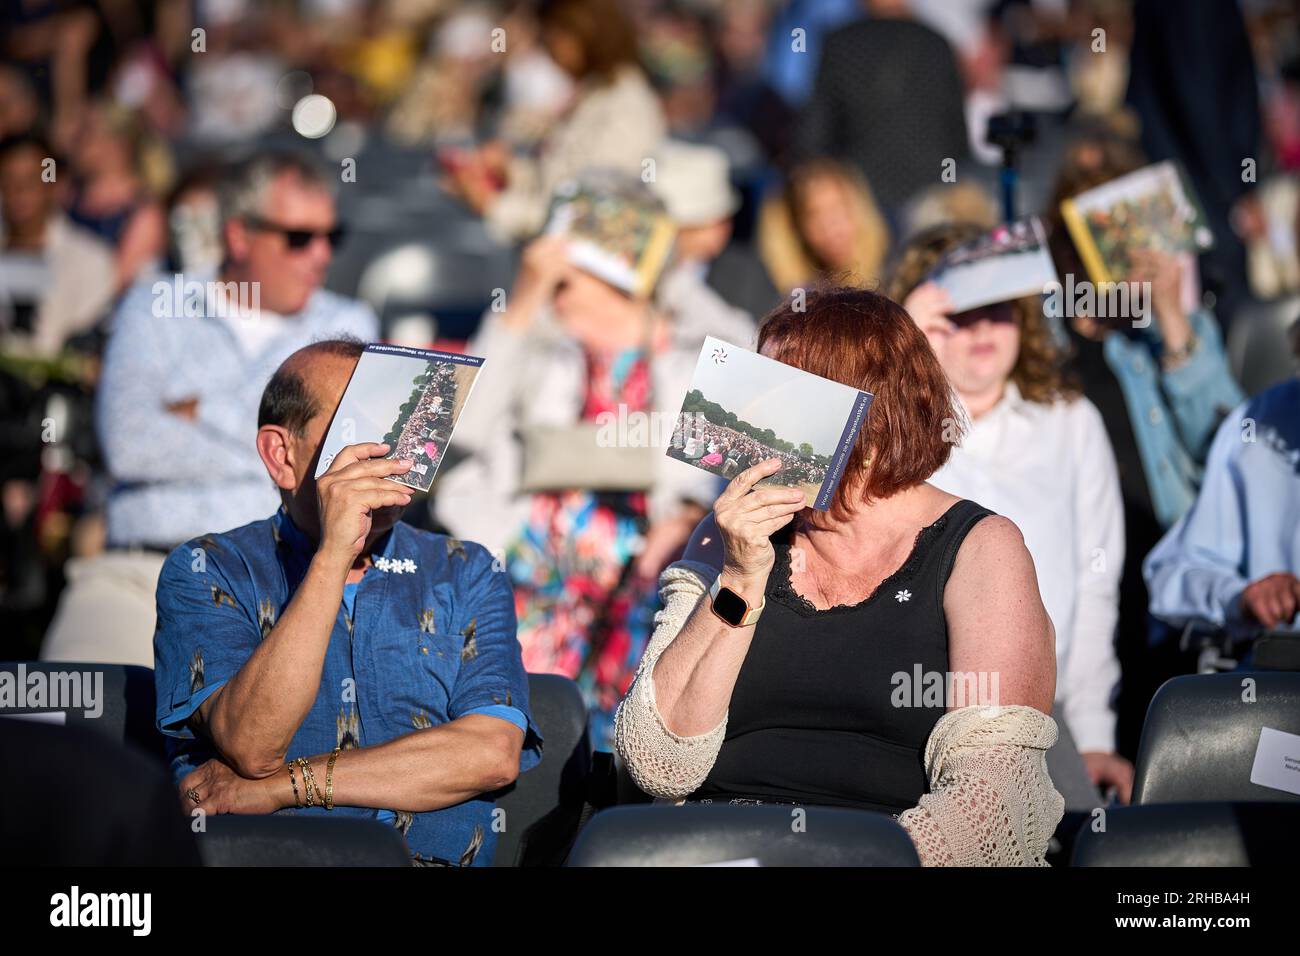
[259,716,523,813]
[205,553,348,776]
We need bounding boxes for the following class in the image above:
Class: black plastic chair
[0,661,163,762]
[1132,672,1300,804]
[490,673,592,866]
[197,815,412,866]
[1071,802,1300,866]
[565,803,921,867]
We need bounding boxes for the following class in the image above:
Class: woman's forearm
[651,569,765,736]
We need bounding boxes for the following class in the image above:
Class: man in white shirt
[42,152,377,667]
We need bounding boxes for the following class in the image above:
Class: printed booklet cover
[925,217,1059,313]
[1060,160,1213,284]
[314,343,484,492]
[667,336,873,511]
[543,171,677,297]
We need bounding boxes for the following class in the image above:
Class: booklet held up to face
[315,344,484,493]
[667,336,873,511]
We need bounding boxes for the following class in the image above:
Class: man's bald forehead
[280,340,360,379]
[258,338,366,435]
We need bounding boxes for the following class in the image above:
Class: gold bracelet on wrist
[297,757,320,807]
[324,747,341,811]
[287,761,302,808]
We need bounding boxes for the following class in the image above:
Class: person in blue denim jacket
[1061,267,1244,532]
[1047,134,1246,754]
[153,339,542,866]
[1045,131,1245,531]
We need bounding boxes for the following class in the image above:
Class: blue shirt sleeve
[460,704,530,733]
[447,542,543,773]
[1143,400,1252,630]
[153,541,263,737]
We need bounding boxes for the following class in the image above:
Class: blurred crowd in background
[3,0,1300,788]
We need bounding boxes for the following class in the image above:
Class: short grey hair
[218,151,333,226]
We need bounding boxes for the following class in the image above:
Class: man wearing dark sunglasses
[241,216,347,254]
[42,152,377,669]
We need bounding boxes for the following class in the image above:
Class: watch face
[713,585,750,626]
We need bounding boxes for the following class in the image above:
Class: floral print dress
[505,346,659,751]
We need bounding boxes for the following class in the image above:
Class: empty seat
[1132,672,1300,804]
[0,717,201,865]
[564,803,921,867]
[0,661,163,761]
[197,815,412,867]
[491,673,592,866]
[1071,802,1300,866]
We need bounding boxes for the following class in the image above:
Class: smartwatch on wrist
[709,575,765,628]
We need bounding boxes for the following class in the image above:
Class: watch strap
[709,574,765,627]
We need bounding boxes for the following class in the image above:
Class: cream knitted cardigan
[613,561,1066,866]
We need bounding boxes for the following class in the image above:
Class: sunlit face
[0,145,54,230]
[936,318,1020,399]
[797,174,857,271]
[226,172,337,315]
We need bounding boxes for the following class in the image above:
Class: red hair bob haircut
[757,287,960,517]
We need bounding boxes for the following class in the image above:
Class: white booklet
[314,343,484,492]
[667,336,873,511]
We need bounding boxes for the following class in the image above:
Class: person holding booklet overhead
[436,180,754,752]
[615,288,1066,866]
[891,222,1132,805]
[151,339,541,867]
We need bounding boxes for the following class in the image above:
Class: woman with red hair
[615,287,1066,866]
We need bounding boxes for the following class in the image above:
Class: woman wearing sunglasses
[889,222,1132,807]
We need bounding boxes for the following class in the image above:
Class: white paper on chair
[1249,726,1300,796]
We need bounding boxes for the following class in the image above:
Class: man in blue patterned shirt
[153,339,541,866]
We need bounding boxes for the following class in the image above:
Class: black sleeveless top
[689,499,994,815]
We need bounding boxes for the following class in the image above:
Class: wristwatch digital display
[709,575,765,628]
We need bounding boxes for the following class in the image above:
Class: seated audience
[153,339,541,867]
[0,132,115,623]
[1046,132,1245,532]
[1145,324,1300,635]
[1045,129,1245,753]
[615,288,1065,866]
[443,0,665,242]
[891,223,1131,803]
[40,152,377,667]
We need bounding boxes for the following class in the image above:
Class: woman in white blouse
[890,223,1134,803]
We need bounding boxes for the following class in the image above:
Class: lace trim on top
[768,508,955,618]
